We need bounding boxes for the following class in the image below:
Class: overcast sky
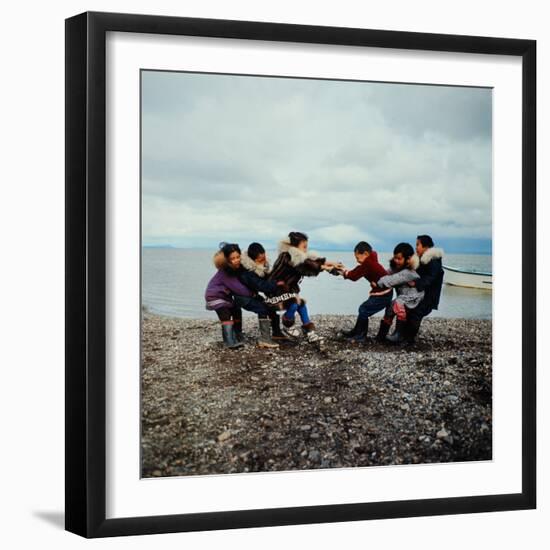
[141,70,492,253]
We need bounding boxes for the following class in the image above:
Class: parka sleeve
[239,271,279,294]
[295,257,325,277]
[377,269,419,288]
[344,262,368,281]
[415,260,443,292]
[222,273,253,297]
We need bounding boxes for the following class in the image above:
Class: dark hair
[219,242,241,259]
[390,242,415,271]
[417,235,434,248]
[354,241,372,254]
[288,231,308,247]
[247,242,265,260]
[393,242,415,259]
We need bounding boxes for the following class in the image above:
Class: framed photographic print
[65,11,536,538]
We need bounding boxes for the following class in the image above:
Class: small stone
[443,380,451,386]
[436,428,449,439]
[324,397,332,403]
[300,424,312,431]
[218,430,232,442]
[308,450,321,461]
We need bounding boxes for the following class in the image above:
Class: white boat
[443,265,492,291]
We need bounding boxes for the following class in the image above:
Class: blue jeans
[233,295,271,319]
[283,301,311,325]
[358,292,393,320]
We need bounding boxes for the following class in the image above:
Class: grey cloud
[369,83,492,140]
[141,70,492,251]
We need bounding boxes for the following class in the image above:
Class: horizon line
[142,244,492,255]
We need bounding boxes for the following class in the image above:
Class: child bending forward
[371,242,425,344]
[265,231,336,343]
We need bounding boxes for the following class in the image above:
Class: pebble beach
[141,312,492,478]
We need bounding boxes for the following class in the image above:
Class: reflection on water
[142,249,492,319]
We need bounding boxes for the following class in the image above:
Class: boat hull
[443,266,492,291]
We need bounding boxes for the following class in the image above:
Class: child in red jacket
[336,241,393,342]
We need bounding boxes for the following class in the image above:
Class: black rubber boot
[386,320,406,344]
[405,319,422,345]
[221,323,244,349]
[348,318,369,343]
[341,316,362,338]
[375,320,391,342]
[271,315,289,341]
[233,320,244,342]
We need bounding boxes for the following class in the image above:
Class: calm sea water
[142,249,492,320]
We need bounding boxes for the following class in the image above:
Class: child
[404,235,445,343]
[265,232,335,343]
[239,242,289,341]
[371,242,425,344]
[204,243,279,349]
[336,241,393,343]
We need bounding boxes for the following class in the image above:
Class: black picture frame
[65,11,536,538]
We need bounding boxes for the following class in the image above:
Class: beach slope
[141,313,492,477]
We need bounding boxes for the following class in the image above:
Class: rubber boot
[386,320,406,344]
[258,318,279,349]
[405,319,422,345]
[375,319,391,342]
[340,316,362,338]
[233,319,244,343]
[348,318,369,343]
[221,323,244,349]
[271,315,290,341]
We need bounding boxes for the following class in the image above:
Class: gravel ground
[141,312,492,477]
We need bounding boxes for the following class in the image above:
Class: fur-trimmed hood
[409,254,420,270]
[240,251,271,278]
[391,253,420,272]
[278,238,321,267]
[418,247,444,265]
[213,250,226,269]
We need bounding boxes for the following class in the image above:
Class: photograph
[140,69,493,478]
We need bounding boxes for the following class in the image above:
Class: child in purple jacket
[205,243,279,349]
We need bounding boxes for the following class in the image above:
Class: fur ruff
[409,254,420,270]
[240,252,270,277]
[419,247,444,265]
[213,251,226,269]
[278,238,321,267]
